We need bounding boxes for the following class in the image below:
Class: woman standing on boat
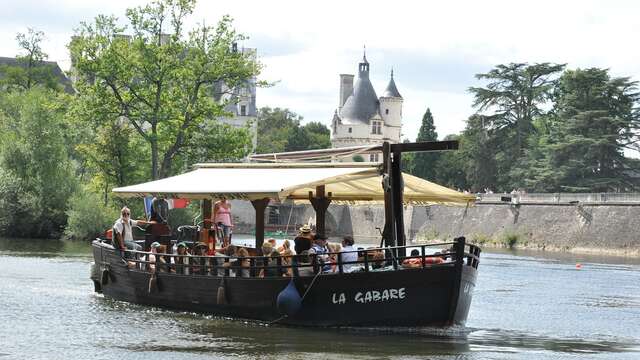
[213,197,233,247]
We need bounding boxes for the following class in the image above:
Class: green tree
[411,108,439,180]
[0,89,77,238]
[256,107,302,153]
[70,0,261,180]
[0,28,60,91]
[530,68,639,191]
[432,134,469,190]
[469,63,565,189]
[286,121,330,152]
[256,107,330,153]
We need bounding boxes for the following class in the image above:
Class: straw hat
[299,224,311,233]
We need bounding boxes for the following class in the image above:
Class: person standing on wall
[213,197,233,247]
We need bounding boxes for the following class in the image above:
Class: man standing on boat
[294,224,314,255]
[113,207,149,258]
[213,197,233,247]
[309,235,332,272]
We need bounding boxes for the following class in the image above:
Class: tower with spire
[330,51,403,162]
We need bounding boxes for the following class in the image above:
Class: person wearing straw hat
[294,224,314,255]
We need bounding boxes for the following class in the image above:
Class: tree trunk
[151,137,159,180]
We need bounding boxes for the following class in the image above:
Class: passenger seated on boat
[308,235,332,273]
[326,242,342,273]
[224,247,250,278]
[369,249,385,270]
[171,242,190,275]
[113,207,147,257]
[281,249,294,277]
[147,242,167,272]
[214,245,237,276]
[402,249,422,268]
[340,236,358,273]
[294,225,313,255]
[191,243,209,275]
[277,239,291,254]
[259,242,284,277]
[296,250,315,277]
[401,249,444,268]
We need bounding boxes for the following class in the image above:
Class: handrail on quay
[476,192,640,204]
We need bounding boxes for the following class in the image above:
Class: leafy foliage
[70,0,261,179]
[410,108,440,180]
[256,107,330,153]
[0,28,61,91]
[64,186,120,240]
[0,89,77,238]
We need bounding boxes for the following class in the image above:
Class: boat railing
[107,237,480,277]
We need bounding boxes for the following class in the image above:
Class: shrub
[501,232,519,249]
[472,233,492,245]
[64,187,119,240]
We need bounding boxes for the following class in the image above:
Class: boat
[90,140,481,327]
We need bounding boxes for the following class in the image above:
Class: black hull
[91,243,477,327]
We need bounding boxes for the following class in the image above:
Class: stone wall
[231,200,640,256]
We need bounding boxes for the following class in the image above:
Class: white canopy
[112,163,475,206]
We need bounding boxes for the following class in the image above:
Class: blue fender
[276,279,302,317]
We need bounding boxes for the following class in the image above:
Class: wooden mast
[309,185,331,237]
[251,198,270,253]
[381,142,395,249]
[383,140,460,256]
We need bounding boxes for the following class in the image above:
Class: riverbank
[231,201,640,258]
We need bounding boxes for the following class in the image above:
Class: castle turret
[339,53,379,124]
[379,69,403,130]
[339,74,354,110]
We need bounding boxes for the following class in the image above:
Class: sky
[1,0,640,142]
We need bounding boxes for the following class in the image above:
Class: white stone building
[330,54,403,162]
[214,47,258,151]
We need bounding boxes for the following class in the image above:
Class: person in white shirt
[113,206,148,257]
[340,236,358,273]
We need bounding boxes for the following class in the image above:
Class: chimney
[339,74,354,109]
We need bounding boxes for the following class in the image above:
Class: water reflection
[0,237,91,257]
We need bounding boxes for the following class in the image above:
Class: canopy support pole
[251,198,270,253]
[381,142,396,249]
[309,185,331,238]
[391,147,406,258]
[202,199,212,228]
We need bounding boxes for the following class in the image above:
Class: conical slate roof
[382,69,402,98]
[339,56,379,124]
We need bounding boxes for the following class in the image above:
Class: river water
[1,237,639,360]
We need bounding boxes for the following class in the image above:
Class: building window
[371,121,382,135]
[369,153,379,162]
[240,105,247,116]
[348,127,352,133]
[385,109,389,115]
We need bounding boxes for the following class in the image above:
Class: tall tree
[432,134,469,190]
[411,108,439,180]
[460,115,498,191]
[468,63,565,189]
[531,68,639,191]
[0,89,77,237]
[256,107,330,153]
[0,28,59,91]
[286,121,331,152]
[70,0,261,180]
[256,107,303,153]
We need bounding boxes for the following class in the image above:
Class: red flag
[170,198,189,209]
